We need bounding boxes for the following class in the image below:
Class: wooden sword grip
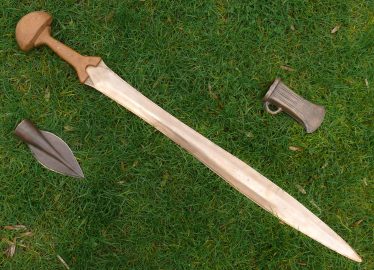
[35,27,101,83]
[15,11,101,83]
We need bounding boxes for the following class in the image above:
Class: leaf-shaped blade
[15,120,84,178]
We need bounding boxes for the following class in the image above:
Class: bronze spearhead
[14,119,84,178]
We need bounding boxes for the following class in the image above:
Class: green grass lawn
[1,0,373,269]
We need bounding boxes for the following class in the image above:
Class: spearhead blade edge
[15,119,84,178]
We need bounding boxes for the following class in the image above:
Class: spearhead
[15,119,84,178]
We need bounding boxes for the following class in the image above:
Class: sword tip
[348,251,362,263]
[335,240,362,263]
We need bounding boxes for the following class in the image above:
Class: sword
[15,11,361,262]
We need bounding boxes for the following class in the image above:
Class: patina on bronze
[14,119,84,178]
[264,78,325,133]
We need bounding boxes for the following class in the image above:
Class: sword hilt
[15,11,101,83]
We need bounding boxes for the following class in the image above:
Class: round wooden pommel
[16,11,52,52]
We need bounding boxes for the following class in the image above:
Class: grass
[1,0,373,269]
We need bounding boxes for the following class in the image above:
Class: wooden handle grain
[16,11,101,83]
